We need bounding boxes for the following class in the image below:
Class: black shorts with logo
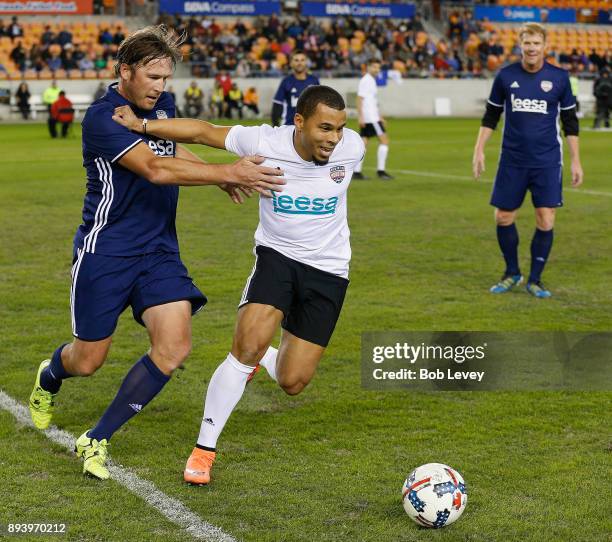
[239,245,349,347]
[359,121,385,138]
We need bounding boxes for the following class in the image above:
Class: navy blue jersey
[488,62,576,168]
[75,84,179,256]
[272,74,320,125]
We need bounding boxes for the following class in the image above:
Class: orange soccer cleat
[184,447,216,485]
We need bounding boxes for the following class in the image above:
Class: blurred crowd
[0,16,124,77]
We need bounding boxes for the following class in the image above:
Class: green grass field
[0,119,610,541]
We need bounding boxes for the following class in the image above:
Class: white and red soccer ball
[402,463,467,528]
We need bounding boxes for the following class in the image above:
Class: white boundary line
[374,168,612,198]
[0,390,237,542]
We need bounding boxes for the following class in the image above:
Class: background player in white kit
[112,85,365,485]
[354,59,393,180]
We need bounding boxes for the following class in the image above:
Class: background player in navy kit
[472,23,583,298]
[28,25,284,480]
[271,49,320,126]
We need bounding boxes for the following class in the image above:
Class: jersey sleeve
[82,104,143,163]
[272,79,286,105]
[224,125,262,156]
[487,73,505,108]
[357,77,368,98]
[559,73,576,110]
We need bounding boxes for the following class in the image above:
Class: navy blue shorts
[70,249,206,341]
[490,165,563,210]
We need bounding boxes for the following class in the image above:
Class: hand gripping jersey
[75,84,179,256]
[487,62,576,168]
[225,124,365,278]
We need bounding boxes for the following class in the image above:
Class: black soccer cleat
[377,170,394,180]
[352,172,368,180]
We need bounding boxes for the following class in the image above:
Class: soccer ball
[402,463,467,528]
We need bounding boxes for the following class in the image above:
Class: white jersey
[357,73,380,123]
[225,124,365,278]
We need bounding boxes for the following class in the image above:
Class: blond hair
[518,23,547,42]
[114,25,184,77]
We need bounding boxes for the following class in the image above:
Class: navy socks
[40,343,72,394]
[529,228,554,283]
[88,354,169,442]
[496,224,520,276]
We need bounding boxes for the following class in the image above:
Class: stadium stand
[0,18,126,80]
[0,7,610,81]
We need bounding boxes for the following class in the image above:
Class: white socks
[196,347,279,449]
[377,144,388,172]
[259,346,278,382]
[197,353,255,449]
[354,158,363,173]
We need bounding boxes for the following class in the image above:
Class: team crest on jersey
[540,80,553,93]
[329,165,345,183]
[156,110,168,119]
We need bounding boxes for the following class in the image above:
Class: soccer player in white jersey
[112,85,365,485]
[353,59,393,180]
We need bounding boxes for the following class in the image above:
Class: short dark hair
[114,25,184,77]
[290,49,306,59]
[296,85,345,120]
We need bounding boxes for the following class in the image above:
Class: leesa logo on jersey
[330,165,345,183]
[272,192,339,215]
[156,110,168,119]
[510,93,548,114]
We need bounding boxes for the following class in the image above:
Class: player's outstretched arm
[118,142,284,195]
[176,144,253,204]
[112,105,230,149]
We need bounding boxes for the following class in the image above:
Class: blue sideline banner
[474,6,540,22]
[300,2,415,19]
[598,10,611,24]
[159,0,281,16]
[474,6,576,23]
[544,9,577,23]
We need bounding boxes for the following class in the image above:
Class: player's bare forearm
[566,135,584,187]
[112,105,230,149]
[176,144,253,203]
[566,135,580,164]
[118,142,284,194]
[472,127,493,179]
[474,126,493,153]
[176,144,207,164]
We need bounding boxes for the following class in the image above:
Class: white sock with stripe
[259,346,279,382]
[354,158,364,173]
[196,353,256,450]
[377,144,388,172]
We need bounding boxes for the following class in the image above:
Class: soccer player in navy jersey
[473,23,583,298]
[28,25,284,480]
[271,49,320,126]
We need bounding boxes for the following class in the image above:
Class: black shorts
[360,121,385,138]
[239,245,349,347]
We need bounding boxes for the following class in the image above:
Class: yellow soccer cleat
[184,447,216,485]
[75,431,110,480]
[29,359,57,430]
